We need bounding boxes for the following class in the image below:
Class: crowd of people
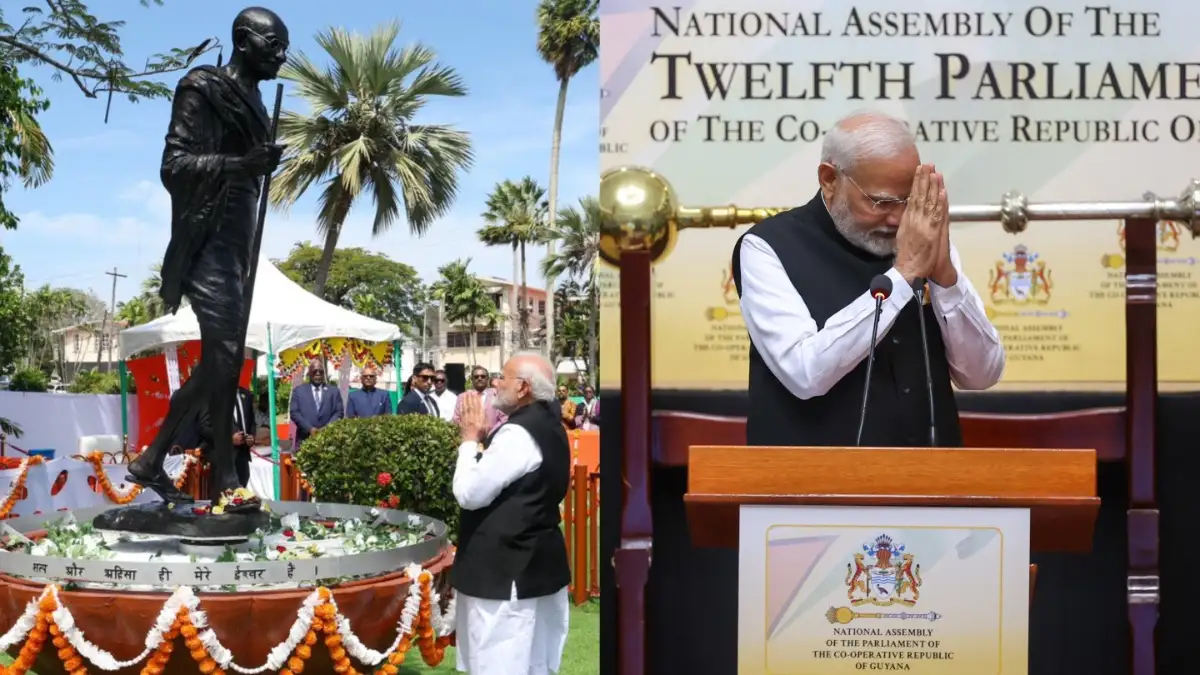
[284,360,601,442]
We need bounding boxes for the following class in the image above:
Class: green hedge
[295,414,461,538]
[8,368,47,392]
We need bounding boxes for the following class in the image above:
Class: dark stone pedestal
[93,502,270,540]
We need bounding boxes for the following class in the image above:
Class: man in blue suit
[397,362,439,416]
[346,366,393,418]
[289,362,344,448]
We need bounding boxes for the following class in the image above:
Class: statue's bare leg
[126,372,200,503]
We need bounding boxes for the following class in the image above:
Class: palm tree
[138,263,167,318]
[115,297,151,327]
[432,259,499,366]
[271,22,475,297]
[543,196,599,383]
[479,177,551,349]
[7,90,53,190]
[536,0,599,360]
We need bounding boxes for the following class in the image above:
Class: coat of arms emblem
[1117,220,1182,253]
[988,244,1053,305]
[706,267,742,321]
[845,534,922,607]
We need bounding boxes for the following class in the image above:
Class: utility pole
[103,267,127,371]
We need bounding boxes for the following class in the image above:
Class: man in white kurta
[452,353,571,674]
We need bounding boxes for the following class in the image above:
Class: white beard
[829,195,897,258]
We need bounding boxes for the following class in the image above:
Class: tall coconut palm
[542,196,599,384]
[271,22,474,297]
[478,177,551,349]
[536,0,599,360]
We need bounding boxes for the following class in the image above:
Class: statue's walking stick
[235,83,285,372]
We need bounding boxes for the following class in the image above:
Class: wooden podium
[685,444,1100,583]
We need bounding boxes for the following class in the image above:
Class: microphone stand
[912,279,938,447]
[855,292,887,446]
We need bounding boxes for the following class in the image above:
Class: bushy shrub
[296,413,461,538]
[9,368,47,392]
[68,369,126,394]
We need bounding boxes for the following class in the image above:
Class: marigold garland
[139,609,182,675]
[0,456,44,519]
[282,456,314,495]
[0,565,457,674]
[86,449,198,505]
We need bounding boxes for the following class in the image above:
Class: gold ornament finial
[598,165,792,266]
[599,166,677,265]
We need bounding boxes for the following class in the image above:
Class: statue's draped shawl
[158,65,271,313]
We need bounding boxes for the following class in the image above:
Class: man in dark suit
[198,386,257,489]
[397,362,439,416]
[346,365,393,418]
[289,363,344,448]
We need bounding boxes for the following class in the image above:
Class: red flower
[192,506,208,515]
[387,494,400,508]
[232,497,244,505]
[276,546,286,553]
[282,529,294,537]
[376,472,392,487]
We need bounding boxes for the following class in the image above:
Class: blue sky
[0,0,597,304]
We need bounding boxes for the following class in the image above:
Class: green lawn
[0,599,600,674]
[400,599,599,674]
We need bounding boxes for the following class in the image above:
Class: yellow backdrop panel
[599,0,1200,391]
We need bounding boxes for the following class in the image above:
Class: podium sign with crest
[737,506,1030,675]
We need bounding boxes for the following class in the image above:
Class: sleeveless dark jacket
[451,401,571,599]
[731,193,962,448]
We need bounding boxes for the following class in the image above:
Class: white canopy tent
[119,255,403,358]
[117,256,405,498]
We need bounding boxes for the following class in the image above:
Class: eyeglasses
[434,378,446,384]
[837,167,908,213]
[416,374,433,381]
[472,373,489,380]
[242,26,289,53]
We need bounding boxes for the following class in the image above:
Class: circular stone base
[0,547,455,675]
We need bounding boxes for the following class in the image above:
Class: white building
[52,320,128,376]
[419,277,548,376]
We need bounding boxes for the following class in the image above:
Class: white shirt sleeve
[738,234,915,400]
[928,243,1006,390]
[453,424,543,511]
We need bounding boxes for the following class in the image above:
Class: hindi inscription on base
[738,507,1029,674]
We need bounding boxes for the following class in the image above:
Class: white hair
[511,351,557,402]
[820,110,916,172]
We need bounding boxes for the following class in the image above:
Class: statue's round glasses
[242,27,289,54]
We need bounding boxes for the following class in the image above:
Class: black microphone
[855,274,894,446]
[912,278,937,446]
